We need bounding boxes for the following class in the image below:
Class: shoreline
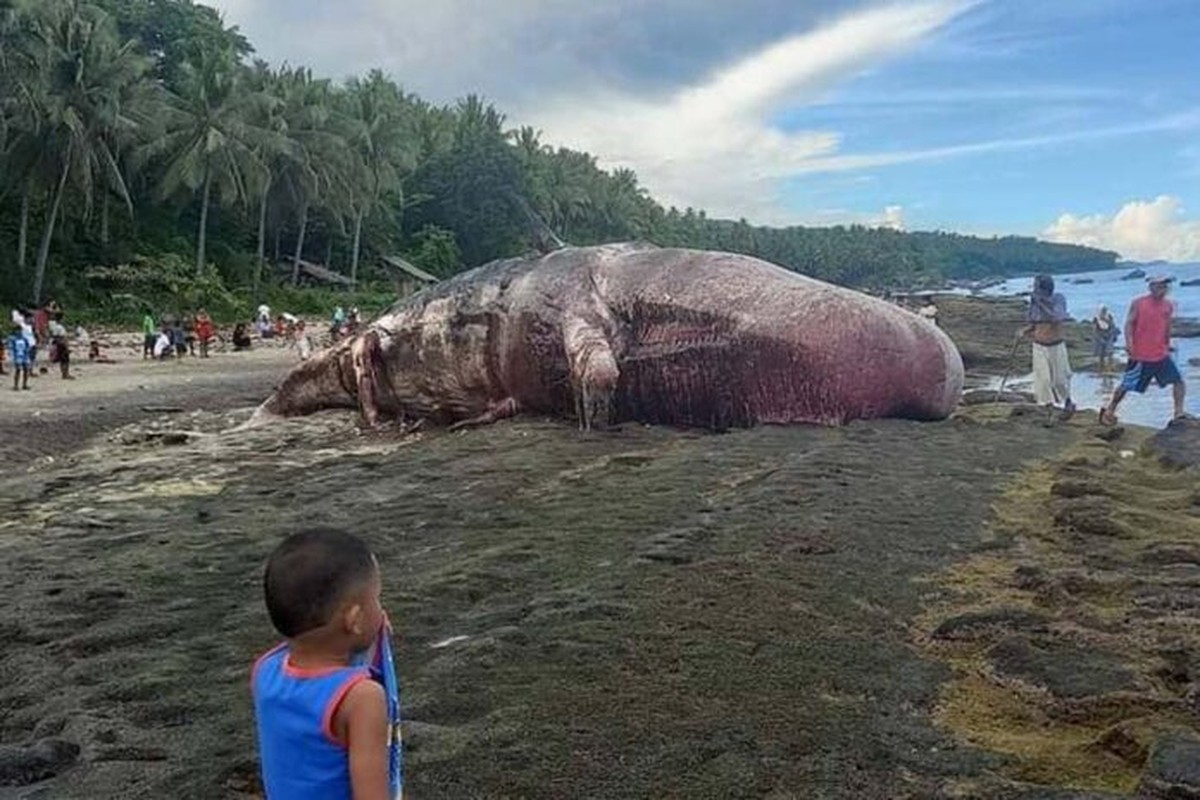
[0,296,1197,798]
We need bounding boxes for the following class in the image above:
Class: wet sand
[0,346,296,467]
[1,310,1197,799]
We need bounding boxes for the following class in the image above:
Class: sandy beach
[1,306,1198,799]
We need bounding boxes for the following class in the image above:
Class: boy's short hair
[263,528,376,638]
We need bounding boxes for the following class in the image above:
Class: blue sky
[208,0,1200,260]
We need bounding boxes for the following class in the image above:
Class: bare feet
[1099,408,1118,426]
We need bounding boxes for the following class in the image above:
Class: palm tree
[273,67,352,284]
[342,72,410,285]
[142,43,269,276]
[244,60,291,298]
[24,0,151,301]
[0,0,39,273]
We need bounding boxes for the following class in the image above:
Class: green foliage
[403,225,461,279]
[82,253,245,320]
[0,0,1120,318]
[257,284,393,320]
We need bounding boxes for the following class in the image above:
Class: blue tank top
[252,644,370,800]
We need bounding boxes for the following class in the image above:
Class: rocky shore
[0,296,1197,799]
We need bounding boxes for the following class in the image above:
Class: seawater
[982,263,1200,427]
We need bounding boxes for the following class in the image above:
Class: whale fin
[563,317,620,431]
[448,397,520,431]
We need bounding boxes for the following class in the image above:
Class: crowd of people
[3,299,106,390]
[3,299,340,391]
[141,304,321,363]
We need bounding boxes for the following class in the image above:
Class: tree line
[0,0,1118,310]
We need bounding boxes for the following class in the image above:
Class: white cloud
[1042,196,1200,262]
[204,0,1200,229]
[523,1,974,221]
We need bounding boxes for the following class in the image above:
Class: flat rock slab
[954,778,1129,799]
[1052,496,1131,538]
[987,636,1137,700]
[932,608,1049,642]
[1173,318,1200,338]
[961,389,1037,406]
[1148,419,1200,470]
[1003,790,1127,800]
[1138,734,1200,799]
[0,740,80,787]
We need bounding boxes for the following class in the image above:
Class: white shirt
[154,333,172,358]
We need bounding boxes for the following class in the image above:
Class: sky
[205,0,1200,262]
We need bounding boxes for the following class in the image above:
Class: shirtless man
[1019,274,1076,420]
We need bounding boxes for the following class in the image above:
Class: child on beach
[194,310,215,358]
[252,528,395,800]
[7,325,31,390]
[171,317,188,358]
[48,313,73,380]
[292,320,314,361]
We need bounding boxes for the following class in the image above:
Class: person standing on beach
[1019,274,1076,420]
[19,309,38,373]
[1092,305,1119,373]
[142,311,157,359]
[48,313,73,380]
[1101,275,1189,424]
[195,309,216,358]
[7,324,31,390]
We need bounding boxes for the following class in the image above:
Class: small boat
[1121,268,1147,280]
[1068,278,1095,285]
[1180,278,1200,288]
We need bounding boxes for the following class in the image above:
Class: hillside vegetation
[0,0,1116,319]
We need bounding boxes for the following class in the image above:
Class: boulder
[931,608,1049,642]
[987,636,1137,700]
[1052,496,1131,538]
[1172,317,1200,338]
[1147,418,1200,470]
[0,739,80,787]
[1138,734,1200,799]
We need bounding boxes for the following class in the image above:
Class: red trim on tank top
[250,642,287,691]
[321,672,370,747]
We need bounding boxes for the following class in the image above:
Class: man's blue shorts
[1121,357,1183,393]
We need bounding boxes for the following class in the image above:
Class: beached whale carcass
[254,243,964,430]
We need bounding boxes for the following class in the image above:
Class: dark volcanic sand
[0,405,1083,799]
[0,349,292,468]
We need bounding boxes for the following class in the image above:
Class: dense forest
[0,0,1117,318]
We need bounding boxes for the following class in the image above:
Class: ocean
[982,262,1200,427]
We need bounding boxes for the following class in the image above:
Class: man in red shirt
[1100,276,1188,424]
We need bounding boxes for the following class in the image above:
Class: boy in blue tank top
[253,528,391,799]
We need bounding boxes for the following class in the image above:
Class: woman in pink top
[1100,276,1189,424]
